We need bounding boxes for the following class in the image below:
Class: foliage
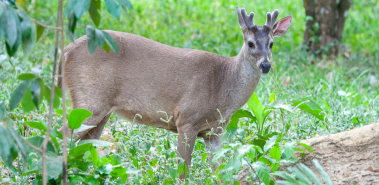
[275,159,333,185]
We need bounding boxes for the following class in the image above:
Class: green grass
[1,0,379,184]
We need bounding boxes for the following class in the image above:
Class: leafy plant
[212,93,324,184]
[275,159,333,185]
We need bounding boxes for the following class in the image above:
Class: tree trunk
[303,0,352,56]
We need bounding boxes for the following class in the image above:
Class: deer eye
[248,41,255,48]
[270,42,274,49]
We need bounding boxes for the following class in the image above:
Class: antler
[240,8,255,29]
[265,9,279,29]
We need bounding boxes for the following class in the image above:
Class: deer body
[59,7,292,178]
[62,31,259,133]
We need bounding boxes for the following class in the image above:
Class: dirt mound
[293,122,379,184]
[237,122,379,184]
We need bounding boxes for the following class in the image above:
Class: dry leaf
[283,76,290,86]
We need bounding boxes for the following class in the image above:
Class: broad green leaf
[252,161,270,184]
[38,153,62,179]
[105,0,121,18]
[95,29,105,47]
[68,108,92,130]
[118,0,133,9]
[110,154,122,165]
[284,142,296,160]
[36,24,44,41]
[17,10,32,39]
[5,5,19,47]
[0,126,18,168]
[258,156,275,166]
[74,0,91,19]
[163,179,174,185]
[30,79,42,109]
[110,166,126,178]
[5,29,21,57]
[297,142,315,154]
[17,73,35,80]
[10,129,27,164]
[267,101,294,113]
[224,118,238,140]
[253,137,266,150]
[231,109,256,122]
[201,153,208,164]
[271,162,280,172]
[0,3,6,41]
[64,0,77,17]
[168,166,177,180]
[102,31,118,54]
[25,136,56,153]
[22,23,36,55]
[269,92,275,104]
[25,121,47,131]
[21,88,35,112]
[68,11,77,34]
[73,124,96,133]
[0,101,5,120]
[263,135,277,152]
[89,0,101,27]
[78,139,113,147]
[54,86,62,97]
[269,145,281,161]
[43,85,60,109]
[69,143,92,158]
[90,146,99,168]
[86,25,97,54]
[103,41,111,53]
[9,80,30,110]
[313,159,332,185]
[70,176,86,183]
[247,93,264,129]
[292,98,327,122]
[17,9,35,55]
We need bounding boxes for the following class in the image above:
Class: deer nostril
[261,62,271,73]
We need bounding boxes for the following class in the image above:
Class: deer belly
[115,110,176,131]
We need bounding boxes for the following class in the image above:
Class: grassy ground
[1,0,378,184]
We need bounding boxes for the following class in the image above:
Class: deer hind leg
[176,123,200,179]
[79,113,111,140]
[59,88,114,140]
[202,134,223,172]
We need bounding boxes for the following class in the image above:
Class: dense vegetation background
[0,0,378,184]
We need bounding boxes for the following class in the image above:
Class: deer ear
[273,16,292,37]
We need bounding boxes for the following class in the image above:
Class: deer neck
[222,48,261,116]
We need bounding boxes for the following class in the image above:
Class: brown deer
[58,7,292,178]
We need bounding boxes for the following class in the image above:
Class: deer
[58,7,292,178]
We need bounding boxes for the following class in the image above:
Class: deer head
[236,7,292,74]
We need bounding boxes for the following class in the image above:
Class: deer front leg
[177,125,199,180]
[203,135,223,172]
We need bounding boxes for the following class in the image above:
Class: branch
[41,0,63,184]
[59,0,68,183]
[31,18,62,31]
[23,137,43,153]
